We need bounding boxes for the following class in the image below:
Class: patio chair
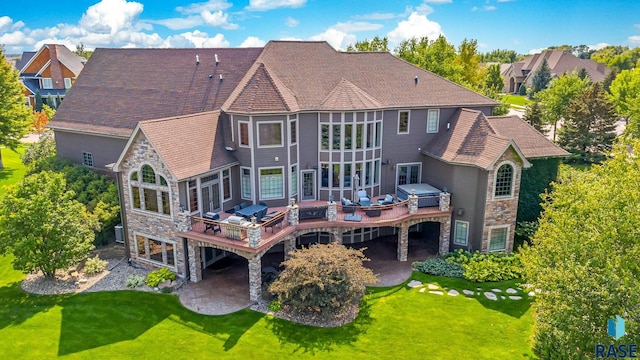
[377,194,395,205]
[341,197,357,214]
[202,212,221,234]
[240,202,248,209]
[357,190,372,206]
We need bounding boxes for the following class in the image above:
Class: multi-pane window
[344,124,352,150]
[427,109,439,133]
[239,122,249,146]
[398,111,409,133]
[42,78,53,89]
[454,221,469,245]
[260,168,284,199]
[290,120,297,144]
[222,169,231,200]
[321,124,330,150]
[332,124,341,150]
[495,164,513,197]
[321,163,329,188]
[241,167,252,199]
[489,227,508,251]
[136,235,176,268]
[258,122,282,146]
[64,78,72,89]
[188,180,198,212]
[397,164,421,185]
[130,165,170,215]
[290,165,298,197]
[356,124,363,149]
[82,152,93,167]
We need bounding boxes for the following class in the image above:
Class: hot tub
[396,183,442,207]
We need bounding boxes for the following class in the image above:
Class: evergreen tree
[558,83,617,163]
[531,58,552,96]
[34,90,43,112]
[576,67,590,81]
[523,102,547,134]
[536,73,590,141]
[46,94,55,109]
[518,84,527,95]
[56,94,63,107]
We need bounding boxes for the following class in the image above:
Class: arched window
[130,165,171,215]
[494,163,513,197]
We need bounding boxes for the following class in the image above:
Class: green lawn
[501,95,533,108]
[0,146,26,189]
[0,255,535,359]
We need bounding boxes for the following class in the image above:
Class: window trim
[454,220,469,246]
[487,225,509,252]
[427,109,440,133]
[397,110,410,134]
[238,121,250,148]
[493,161,516,199]
[258,166,285,200]
[134,233,177,271]
[82,151,94,167]
[257,120,284,148]
[240,166,253,200]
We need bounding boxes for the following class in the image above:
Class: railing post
[408,189,418,214]
[175,208,192,232]
[327,200,337,222]
[439,191,451,212]
[287,197,299,226]
[248,216,261,248]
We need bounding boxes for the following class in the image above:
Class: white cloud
[413,4,434,16]
[285,16,299,27]
[148,16,203,30]
[178,30,230,47]
[352,13,396,20]
[201,10,239,29]
[0,16,25,33]
[246,0,306,11]
[333,21,383,33]
[309,28,356,50]
[176,0,233,14]
[528,47,546,55]
[635,24,640,30]
[588,42,610,50]
[423,0,452,3]
[496,0,514,2]
[484,5,497,11]
[239,36,266,47]
[471,6,478,12]
[386,12,444,46]
[78,0,144,35]
[628,35,640,48]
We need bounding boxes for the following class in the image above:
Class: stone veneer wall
[120,133,188,277]
[481,148,522,252]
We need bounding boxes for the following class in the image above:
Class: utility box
[114,224,124,243]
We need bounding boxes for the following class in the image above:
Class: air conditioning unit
[114,224,124,243]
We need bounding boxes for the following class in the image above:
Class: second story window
[64,78,72,89]
[258,122,283,147]
[398,111,409,134]
[42,78,53,89]
[427,109,439,133]
[130,164,171,215]
[239,122,249,147]
[494,163,514,197]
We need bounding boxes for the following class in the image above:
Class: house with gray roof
[50,41,567,301]
[502,50,610,93]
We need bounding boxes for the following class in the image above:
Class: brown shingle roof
[135,111,238,180]
[225,63,298,112]
[50,47,262,137]
[319,78,382,110]
[487,115,570,159]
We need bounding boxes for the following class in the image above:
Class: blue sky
[1,0,638,55]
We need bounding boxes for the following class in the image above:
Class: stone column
[284,238,296,260]
[331,227,342,244]
[439,218,451,255]
[327,201,337,222]
[287,197,299,226]
[439,192,451,212]
[408,190,418,214]
[187,240,202,282]
[247,221,261,248]
[397,225,408,261]
[248,256,262,302]
[174,209,192,232]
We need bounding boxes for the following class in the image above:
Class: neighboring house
[50,41,567,301]
[501,50,609,93]
[15,44,86,109]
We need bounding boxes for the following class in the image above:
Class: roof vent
[214,53,219,66]
[414,76,419,86]
[219,73,223,81]
[196,55,199,65]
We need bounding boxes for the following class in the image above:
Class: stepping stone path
[491,288,502,293]
[427,284,439,290]
[484,292,498,301]
[448,290,459,296]
[463,289,475,296]
[407,280,423,288]
[506,288,518,294]
[419,288,426,293]
[528,291,536,297]
[501,296,506,300]
[509,296,522,300]
[428,290,444,295]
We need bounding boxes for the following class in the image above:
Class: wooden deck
[180,199,451,255]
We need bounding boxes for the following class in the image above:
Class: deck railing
[191,216,248,241]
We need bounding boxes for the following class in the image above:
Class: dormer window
[64,78,72,89]
[42,78,53,89]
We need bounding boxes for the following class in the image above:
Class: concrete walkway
[176,237,436,315]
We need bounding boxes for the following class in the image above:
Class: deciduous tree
[536,73,590,140]
[609,67,640,138]
[346,36,389,52]
[519,141,640,359]
[0,171,95,278]
[0,47,31,170]
[485,63,504,93]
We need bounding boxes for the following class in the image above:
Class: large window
[356,124,363,149]
[332,164,340,188]
[494,163,514,197]
[239,121,249,146]
[398,111,409,134]
[258,122,283,147]
[488,226,508,251]
[397,164,421,185]
[427,109,439,133]
[290,164,298,197]
[332,124,341,150]
[259,168,284,199]
[321,163,329,188]
[42,78,53,89]
[290,119,297,144]
[344,124,352,150]
[241,167,252,199]
[321,124,329,150]
[454,221,469,246]
[136,235,176,269]
[130,165,171,215]
[222,169,231,200]
[188,180,198,212]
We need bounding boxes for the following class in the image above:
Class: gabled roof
[423,109,530,170]
[319,78,382,110]
[18,44,84,76]
[15,51,36,70]
[50,47,263,137]
[113,111,238,180]
[486,115,570,159]
[516,50,609,83]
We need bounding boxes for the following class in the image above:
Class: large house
[50,41,567,301]
[15,44,86,109]
[501,50,609,93]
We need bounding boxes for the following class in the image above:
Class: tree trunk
[0,148,4,170]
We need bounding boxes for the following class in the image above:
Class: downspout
[115,170,130,260]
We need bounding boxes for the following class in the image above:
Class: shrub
[446,249,522,282]
[84,256,108,275]
[269,300,282,313]
[518,83,527,96]
[414,258,464,278]
[145,268,176,287]
[269,242,377,319]
[126,274,145,288]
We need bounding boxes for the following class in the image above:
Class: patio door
[201,182,221,213]
[301,170,316,201]
[396,164,421,186]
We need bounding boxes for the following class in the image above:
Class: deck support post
[284,238,296,260]
[397,225,408,261]
[187,240,202,282]
[439,218,451,255]
[248,255,262,302]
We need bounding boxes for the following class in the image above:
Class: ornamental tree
[269,242,377,319]
[0,171,96,278]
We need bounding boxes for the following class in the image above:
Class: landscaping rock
[506,288,518,294]
[491,288,502,293]
[427,283,439,290]
[501,296,505,300]
[158,279,174,290]
[447,290,459,296]
[509,296,522,300]
[407,280,423,288]
[484,292,498,301]
[428,290,444,295]
[419,288,426,293]
[528,291,536,297]
[463,289,475,296]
